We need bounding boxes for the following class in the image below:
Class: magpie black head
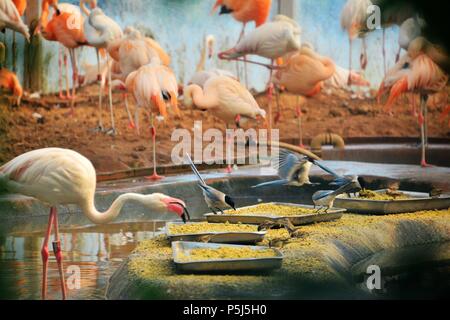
[224,195,236,210]
[219,5,233,15]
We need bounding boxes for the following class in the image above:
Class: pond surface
[0,221,165,300]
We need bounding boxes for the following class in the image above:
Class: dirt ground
[1,84,449,173]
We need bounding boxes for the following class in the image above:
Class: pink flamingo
[379,52,448,167]
[0,147,190,299]
[125,58,180,180]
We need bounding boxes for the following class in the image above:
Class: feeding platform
[205,202,345,226]
[335,190,450,214]
[171,241,283,273]
[165,221,266,244]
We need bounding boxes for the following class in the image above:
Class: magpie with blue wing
[252,149,316,188]
[311,162,363,212]
[185,153,236,214]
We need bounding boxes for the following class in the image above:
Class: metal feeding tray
[165,222,266,244]
[204,202,345,226]
[334,189,450,215]
[172,241,283,273]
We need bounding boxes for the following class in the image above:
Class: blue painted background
[3,0,401,93]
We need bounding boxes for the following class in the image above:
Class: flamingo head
[150,193,190,223]
[182,84,200,108]
[89,0,98,9]
[378,54,413,111]
[47,0,60,14]
[379,53,448,112]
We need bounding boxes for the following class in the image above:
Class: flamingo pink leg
[64,51,72,100]
[52,208,67,300]
[296,98,305,148]
[67,48,79,116]
[96,48,104,131]
[419,94,432,167]
[266,64,274,140]
[382,28,387,76]
[123,93,135,130]
[347,37,352,86]
[58,47,64,99]
[225,124,233,174]
[41,207,55,300]
[274,87,281,124]
[146,117,164,180]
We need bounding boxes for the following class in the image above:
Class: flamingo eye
[402,62,410,69]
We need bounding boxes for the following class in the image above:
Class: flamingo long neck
[188,85,217,110]
[40,1,51,29]
[196,40,207,72]
[87,12,111,47]
[81,193,151,224]
[80,0,91,16]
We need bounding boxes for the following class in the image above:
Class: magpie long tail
[251,179,288,188]
[185,153,206,185]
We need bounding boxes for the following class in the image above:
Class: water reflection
[0,221,165,300]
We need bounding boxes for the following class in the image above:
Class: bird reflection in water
[0,221,165,300]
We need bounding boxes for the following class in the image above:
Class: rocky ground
[1,84,449,173]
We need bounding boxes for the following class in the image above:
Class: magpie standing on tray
[312,162,363,212]
[186,153,236,214]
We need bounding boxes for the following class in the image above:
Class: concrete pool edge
[105,210,450,300]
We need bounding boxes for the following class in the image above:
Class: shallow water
[0,221,165,300]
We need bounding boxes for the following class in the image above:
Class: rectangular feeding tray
[165,222,266,244]
[334,189,450,215]
[172,241,283,273]
[204,202,345,226]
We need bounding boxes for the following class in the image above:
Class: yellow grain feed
[226,203,316,216]
[168,222,257,235]
[178,247,277,262]
[357,189,411,201]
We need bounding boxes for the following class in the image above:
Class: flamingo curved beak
[379,77,408,112]
[163,197,190,223]
[211,0,222,14]
[151,95,168,118]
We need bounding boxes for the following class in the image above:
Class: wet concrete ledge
[0,161,449,234]
[105,210,450,300]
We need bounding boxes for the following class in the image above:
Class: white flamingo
[218,14,301,66]
[340,0,415,84]
[0,147,190,300]
[184,76,267,173]
[218,14,301,132]
[0,0,29,41]
[125,57,180,180]
[80,0,123,134]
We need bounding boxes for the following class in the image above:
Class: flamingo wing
[211,77,261,119]
[0,0,29,39]
[0,148,95,205]
[233,20,300,59]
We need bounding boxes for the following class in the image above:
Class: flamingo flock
[0,0,449,300]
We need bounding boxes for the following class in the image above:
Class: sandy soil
[1,84,449,173]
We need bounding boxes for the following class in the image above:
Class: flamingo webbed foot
[146,173,164,181]
[420,160,433,168]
